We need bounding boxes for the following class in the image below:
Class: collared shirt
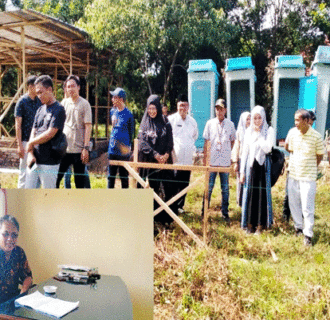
[14,94,42,142]
[288,126,324,181]
[62,97,92,153]
[168,112,198,165]
[203,118,236,167]
[0,246,32,304]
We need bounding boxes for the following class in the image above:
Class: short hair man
[202,99,236,223]
[56,75,92,188]
[108,87,134,188]
[286,109,324,246]
[14,75,42,188]
[283,109,317,221]
[25,75,66,189]
[168,94,198,214]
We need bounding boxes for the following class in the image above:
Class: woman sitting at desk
[0,215,32,303]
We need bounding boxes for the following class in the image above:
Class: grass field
[1,165,330,319]
[154,166,330,319]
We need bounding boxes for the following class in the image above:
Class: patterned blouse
[0,246,32,303]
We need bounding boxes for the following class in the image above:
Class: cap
[215,99,226,108]
[110,87,126,100]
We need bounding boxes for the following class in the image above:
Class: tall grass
[154,167,330,319]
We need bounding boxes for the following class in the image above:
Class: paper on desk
[15,291,79,318]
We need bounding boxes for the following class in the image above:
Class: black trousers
[173,170,191,211]
[108,154,129,188]
[56,153,87,188]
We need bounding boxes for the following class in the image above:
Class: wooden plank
[123,162,205,247]
[109,160,232,173]
[203,140,211,242]
[153,176,203,216]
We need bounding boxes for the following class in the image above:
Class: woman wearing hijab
[240,106,275,233]
[232,111,251,207]
[138,94,174,224]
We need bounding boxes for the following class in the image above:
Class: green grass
[154,168,330,319]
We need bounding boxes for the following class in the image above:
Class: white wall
[4,189,154,320]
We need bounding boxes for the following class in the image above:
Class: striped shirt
[288,127,324,181]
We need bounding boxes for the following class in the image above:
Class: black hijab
[138,94,173,159]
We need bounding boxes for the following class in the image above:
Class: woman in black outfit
[138,94,174,224]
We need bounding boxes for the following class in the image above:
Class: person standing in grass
[107,87,134,188]
[285,109,324,246]
[168,94,198,214]
[231,111,250,207]
[202,99,236,223]
[14,75,41,188]
[282,110,317,222]
[240,106,274,233]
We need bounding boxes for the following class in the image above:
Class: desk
[0,275,133,320]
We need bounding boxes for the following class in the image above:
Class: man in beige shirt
[56,75,92,188]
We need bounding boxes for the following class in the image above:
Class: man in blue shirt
[108,87,134,188]
[14,75,41,188]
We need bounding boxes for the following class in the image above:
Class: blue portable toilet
[188,59,220,149]
[225,57,255,127]
[311,45,330,137]
[272,55,306,143]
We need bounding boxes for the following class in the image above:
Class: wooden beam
[21,26,26,92]
[109,160,232,173]
[0,20,45,30]
[56,58,70,75]
[123,162,206,247]
[86,52,89,100]
[69,42,72,75]
[0,82,25,122]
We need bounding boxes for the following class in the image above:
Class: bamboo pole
[21,26,26,92]
[0,82,25,122]
[54,65,58,99]
[69,42,72,75]
[86,52,89,101]
[203,140,211,242]
[132,139,139,188]
[94,76,99,142]
[123,162,205,248]
[153,176,203,216]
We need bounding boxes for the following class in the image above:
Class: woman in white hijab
[240,106,275,233]
[232,111,251,207]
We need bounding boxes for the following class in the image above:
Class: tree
[77,0,239,103]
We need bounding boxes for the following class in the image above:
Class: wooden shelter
[0,9,111,140]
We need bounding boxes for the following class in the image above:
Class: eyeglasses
[2,232,18,239]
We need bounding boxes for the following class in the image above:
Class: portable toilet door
[188,59,220,150]
[311,45,330,138]
[225,57,255,127]
[272,55,306,144]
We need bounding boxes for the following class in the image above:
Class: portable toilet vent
[188,59,220,149]
[225,56,255,127]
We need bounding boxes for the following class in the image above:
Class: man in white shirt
[203,99,236,223]
[168,94,198,214]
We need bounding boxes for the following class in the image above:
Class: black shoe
[223,215,230,224]
[295,228,303,237]
[304,236,312,247]
[282,214,290,222]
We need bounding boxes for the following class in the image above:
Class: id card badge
[216,140,221,151]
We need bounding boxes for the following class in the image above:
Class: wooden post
[54,66,58,99]
[106,82,110,139]
[0,64,2,99]
[95,76,99,142]
[86,52,89,101]
[69,42,73,75]
[21,26,26,92]
[203,140,211,242]
[132,139,139,188]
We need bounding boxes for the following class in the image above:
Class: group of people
[14,75,325,244]
[110,88,325,246]
[15,75,92,189]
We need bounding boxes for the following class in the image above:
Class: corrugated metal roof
[0,8,92,76]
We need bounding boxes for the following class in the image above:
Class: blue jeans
[208,172,229,216]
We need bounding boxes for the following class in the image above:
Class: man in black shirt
[14,75,41,188]
[25,75,66,189]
